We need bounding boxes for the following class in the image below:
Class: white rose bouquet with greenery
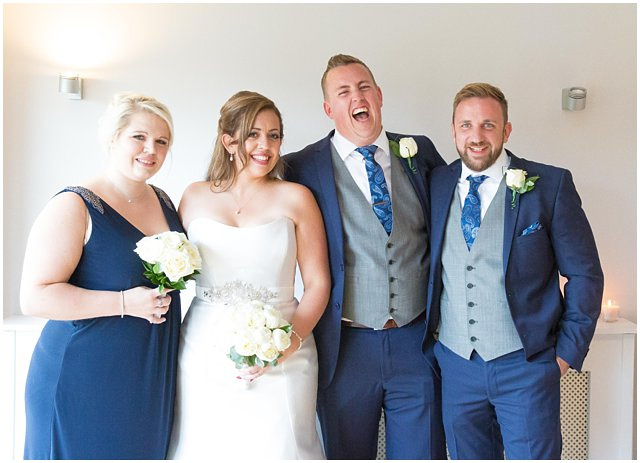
[134,231,202,292]
[227,299,293,369]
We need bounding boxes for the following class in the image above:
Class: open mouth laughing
[352,106,369,122]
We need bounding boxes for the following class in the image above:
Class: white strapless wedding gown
[168,217,325,460]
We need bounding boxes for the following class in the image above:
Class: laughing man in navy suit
[285,54,446,459]
[427,82,604,459]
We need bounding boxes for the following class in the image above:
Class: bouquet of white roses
[134,231,202,292]
[227,299,292,369]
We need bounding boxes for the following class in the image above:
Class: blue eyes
[459,124,495,130]
[132,134,168,145]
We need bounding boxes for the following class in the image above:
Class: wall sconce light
[562,86,587,111]
[58,74,83,100]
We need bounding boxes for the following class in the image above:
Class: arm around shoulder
[414,134,447,171]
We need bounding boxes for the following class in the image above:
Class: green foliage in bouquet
[142,261,200,292]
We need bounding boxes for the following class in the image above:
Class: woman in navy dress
[20,92,182,459]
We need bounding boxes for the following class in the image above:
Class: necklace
[229,187,261,214]
[110,181,149,203]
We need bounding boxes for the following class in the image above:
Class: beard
[457,142,503,172]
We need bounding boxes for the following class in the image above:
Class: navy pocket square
[521,221,542,236]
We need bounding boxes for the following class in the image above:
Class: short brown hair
[453,83,508,123]
[207,91,284,189]
[320,54,377,98]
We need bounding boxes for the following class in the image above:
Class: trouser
[317,318,446,459]
[435,341,562,460]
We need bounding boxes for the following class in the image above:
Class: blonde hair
[321,54,377,98]
[207,91,284,190]
[98,92,173,152]
[453,83,509,123]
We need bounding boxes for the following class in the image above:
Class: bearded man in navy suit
[427,82,604,459]
[285,54,446,459]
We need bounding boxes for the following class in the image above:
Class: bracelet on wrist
[291,329,303,351]
[120,291,125,319]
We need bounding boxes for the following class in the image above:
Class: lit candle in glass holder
[601,299,619,322]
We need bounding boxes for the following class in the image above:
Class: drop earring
[229,151,234,162]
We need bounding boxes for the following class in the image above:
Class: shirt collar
[332,129,390,161]
[460,149,511,182]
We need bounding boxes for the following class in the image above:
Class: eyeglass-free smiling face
[224,109,283,179]
[109,111,171,182]
[452,97,512,172]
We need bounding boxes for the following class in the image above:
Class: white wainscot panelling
[2,317,45,460]
[583,318,636,459]
[1,330,16,460]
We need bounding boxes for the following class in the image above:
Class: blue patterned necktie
[356,145,393,235]
[461,174,488,250]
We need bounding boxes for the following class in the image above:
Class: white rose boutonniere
[505,168,540,208]
[389,137,418,172]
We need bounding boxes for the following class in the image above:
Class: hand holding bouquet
[228,300,292,369]
[134,231,202,292]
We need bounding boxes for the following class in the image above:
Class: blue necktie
[461,175,488,250]
[356,145,393,235]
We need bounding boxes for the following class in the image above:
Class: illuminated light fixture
[58,74,83,100]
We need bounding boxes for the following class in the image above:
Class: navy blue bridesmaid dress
[24,185,182,459]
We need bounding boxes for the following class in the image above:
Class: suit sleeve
[283,153,301,183]
[416,135,446,172]
[551,170,604,370]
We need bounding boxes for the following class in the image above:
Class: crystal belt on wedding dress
[195,281,294,305]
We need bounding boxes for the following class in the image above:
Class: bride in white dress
[168,91,329,459]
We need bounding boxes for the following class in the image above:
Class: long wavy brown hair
[207,91,284,190]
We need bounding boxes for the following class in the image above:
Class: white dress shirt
[457,150,511,220]
[331,129,392,203]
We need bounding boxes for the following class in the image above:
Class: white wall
[4,3,636,323]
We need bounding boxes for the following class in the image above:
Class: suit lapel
[502,150,524,274]
[432,161,461,259]
[386,131,430,231]
[312,133,344,258]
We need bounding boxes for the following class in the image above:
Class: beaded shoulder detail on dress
[151,185,176,211]
[64,186,104,214]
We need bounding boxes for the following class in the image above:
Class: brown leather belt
[383,318,399,329]
[341,312,425,330]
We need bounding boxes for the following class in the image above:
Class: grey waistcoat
[438,181,523,361]
[331,145,428,329]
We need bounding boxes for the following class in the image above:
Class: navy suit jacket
[426,150,604,371]
[285,130,445,388]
